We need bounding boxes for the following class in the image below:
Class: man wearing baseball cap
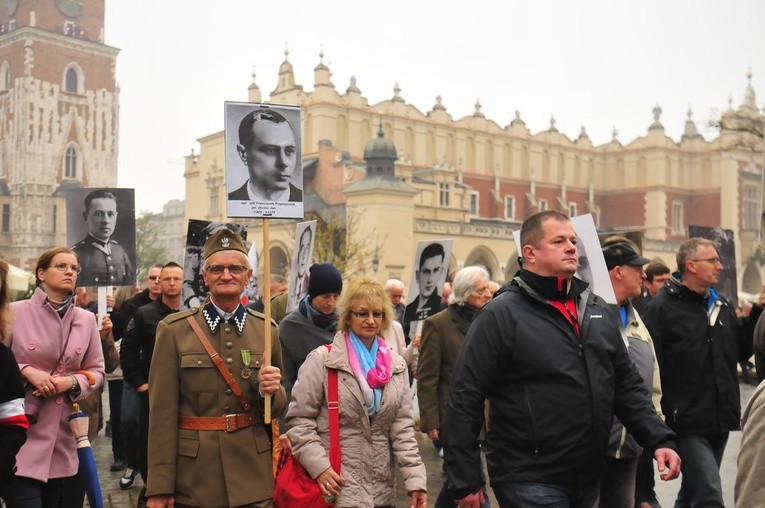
[146,228,287,507]
[599,238,664,508]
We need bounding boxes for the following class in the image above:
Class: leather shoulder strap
[186,316,252,412]
[325,345,341,473]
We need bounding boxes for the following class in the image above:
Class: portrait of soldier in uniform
[225,102,303,219]
[68,188,136,287]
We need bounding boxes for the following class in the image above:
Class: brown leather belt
[178,413,260,433]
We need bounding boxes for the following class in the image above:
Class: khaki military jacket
[147,303,287,507]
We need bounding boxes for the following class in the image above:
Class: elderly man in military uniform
[146,229,287,508]
[72,189,134,286]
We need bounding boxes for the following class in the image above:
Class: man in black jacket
[443,211,680,508]
[120,262,183,502]
[643,238,763,507]
[112,264,163,488]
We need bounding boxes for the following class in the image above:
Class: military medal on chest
[240,349,252,379]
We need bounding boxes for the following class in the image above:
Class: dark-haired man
[404,243,445,327]
[120,262,183,498]
[444,210,679,508]
[72,189,133,285]
[228,108,302,202]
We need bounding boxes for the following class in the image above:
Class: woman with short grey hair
[449,265,491,306]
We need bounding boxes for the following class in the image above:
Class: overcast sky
[105,0,765,214]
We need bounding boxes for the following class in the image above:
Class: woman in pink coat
[3,247,105,507]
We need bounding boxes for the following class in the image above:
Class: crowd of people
[1,210,765,507]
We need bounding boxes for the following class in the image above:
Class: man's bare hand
[655,447,681,481]
[257,365,281,395]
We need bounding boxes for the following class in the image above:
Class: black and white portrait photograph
[244,239,259,305]
[225,101,303,219]
[571,214,616,304]
[182,219,248,309]
[66,187,136,287]
[689,225,738,304]
[286,220,316,313]
[404,239,453,340]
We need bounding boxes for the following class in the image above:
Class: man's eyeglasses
[691,257,722,265]
[52,263,82,274]
[205,264,248,275]
[350,310,384,320]
[148,276,160,281]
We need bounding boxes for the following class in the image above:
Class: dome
[278,59,293,75]
[363,125,397,161]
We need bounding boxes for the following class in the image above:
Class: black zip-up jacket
[443,271,676,497]
[643,277,748,436]
[120,296,179,390]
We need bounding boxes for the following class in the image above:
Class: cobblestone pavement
[91,381,755,507]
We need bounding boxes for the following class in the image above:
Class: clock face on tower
[55,0,84,17]
[3,0,19,17]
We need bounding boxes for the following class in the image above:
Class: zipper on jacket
[523,384,540,458]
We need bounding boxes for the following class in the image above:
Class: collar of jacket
[515,269,589,302]
[664,275,723,307]
[155,295,180,313]
[201,299,246,334]
[448,304,475,336]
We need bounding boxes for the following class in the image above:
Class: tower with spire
[0,0,119,268]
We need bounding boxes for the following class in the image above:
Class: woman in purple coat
[3,247,105,507]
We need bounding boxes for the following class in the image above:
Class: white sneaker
[120,468,138,490]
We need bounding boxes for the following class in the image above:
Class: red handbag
[274,347,341,508]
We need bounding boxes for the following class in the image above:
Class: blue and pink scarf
[345,331,392,415]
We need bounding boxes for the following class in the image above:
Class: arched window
[0,61,9,92]
[64,145,78,178]
[63,63,84,94]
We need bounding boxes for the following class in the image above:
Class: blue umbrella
[68,403,104,508]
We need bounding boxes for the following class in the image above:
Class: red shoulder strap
[325,345,341,473]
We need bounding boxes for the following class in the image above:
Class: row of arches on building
[263,241,520,285]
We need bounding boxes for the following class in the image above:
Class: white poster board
[225,102,303,219]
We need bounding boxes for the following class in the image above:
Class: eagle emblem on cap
[221,237,230,248]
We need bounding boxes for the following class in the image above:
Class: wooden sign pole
[262,218,272,422]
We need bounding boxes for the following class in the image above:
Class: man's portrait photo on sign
[570,213,616,305]
[404,240,453,340]
[225,102,303,219]
[286,220,316,312]
[182,219,248,309]
[66,187,136,287]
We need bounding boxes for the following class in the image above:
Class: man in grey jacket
[599,238,664,508]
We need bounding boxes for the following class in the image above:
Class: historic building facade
[184,53,764,300]
[150,199,186,265]
[0,0,119,269]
